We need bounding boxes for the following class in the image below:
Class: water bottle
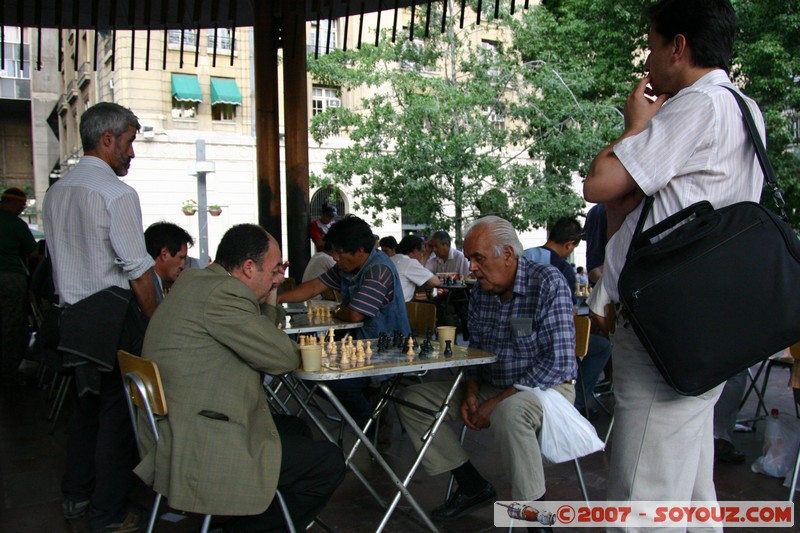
[764,409,781,448]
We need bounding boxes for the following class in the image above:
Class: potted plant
[208,204,223,216]
[181,199,197,216]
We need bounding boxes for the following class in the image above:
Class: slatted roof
[0,0,536,29]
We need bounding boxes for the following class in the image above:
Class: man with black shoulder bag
[584,0,776,519]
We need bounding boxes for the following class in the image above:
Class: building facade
[40,3,586,269]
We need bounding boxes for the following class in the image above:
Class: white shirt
[603,70,764,302]
[43,156,154,305]
[425,246,470,278]
[391,254,437,302]
[302,251,337,300]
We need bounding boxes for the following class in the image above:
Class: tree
[510,0,646,199]
[513,0,800,228]
[308,1,584,241]
[731,0,800,227]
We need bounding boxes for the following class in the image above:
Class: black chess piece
[444,339,453,357]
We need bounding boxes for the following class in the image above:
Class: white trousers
[608,325,723,533]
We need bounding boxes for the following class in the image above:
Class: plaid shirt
[466,256,576,389]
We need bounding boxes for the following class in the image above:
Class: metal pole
[196,139,209,266]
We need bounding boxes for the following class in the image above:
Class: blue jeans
[575,334,612,411]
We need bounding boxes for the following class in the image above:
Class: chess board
[321,343,446,371]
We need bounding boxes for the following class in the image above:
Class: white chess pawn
[365,341,372,355]
[299,335,306,346]
[406,337,415,356]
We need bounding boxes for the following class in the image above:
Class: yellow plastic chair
[405,301,437,336]
[118,350,296,533]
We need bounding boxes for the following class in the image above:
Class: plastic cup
[436,326,457,353]
[299,344,322,372]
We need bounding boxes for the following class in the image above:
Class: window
[312,86,341,116]
[172,99,198,119]
[308,20,336,56]
[171,73,202,119]
[207,28,234,51]
[0,26,30,79]
[212,103,236,121]
[480,40,500,76]
[488,109,505,130]
[210,77,242,121]
[400,28,438,74]
[167,29,198,47]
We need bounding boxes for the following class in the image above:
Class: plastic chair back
[574,316,591,358]
[406,301,437,335]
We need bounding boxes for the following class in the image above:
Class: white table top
[294,343,496,380]
[281,313,363,335]
[282,300,338,315]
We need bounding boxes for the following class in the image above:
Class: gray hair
[465,216,523,258]
[80,102,140,151]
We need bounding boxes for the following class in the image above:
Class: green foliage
[307,5,584,240]
[731,0,800,226]
[308,0,800,236]
[511,0,644,203]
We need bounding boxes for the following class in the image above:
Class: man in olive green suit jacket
[135,224,344,531]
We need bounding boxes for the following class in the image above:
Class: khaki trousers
[397,379,574,500]
[608,325,723,533]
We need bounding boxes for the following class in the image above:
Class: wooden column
[252,1,283,246]
[280,0,311,280]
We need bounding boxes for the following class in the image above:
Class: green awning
[171,73,203,102]
[210,77,243,106]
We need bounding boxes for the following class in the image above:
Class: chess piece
[406,337,415,356]
[365,341,372,355]
[444,339,453,357]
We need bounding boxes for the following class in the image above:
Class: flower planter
[182,207,196,216]
[209,208,222,216]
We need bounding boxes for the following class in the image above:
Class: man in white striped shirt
[584,0,764,519]
[44,102,156,532]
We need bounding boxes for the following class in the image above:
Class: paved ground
[1,363,796,532]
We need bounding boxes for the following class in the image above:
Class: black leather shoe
[431,483,497,521]
[714,438,745,464]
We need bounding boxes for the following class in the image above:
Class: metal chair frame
[118,350,296,533]
[443,316,593,512]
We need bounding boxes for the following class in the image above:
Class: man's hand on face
[271,261,290,290]
[623,76,670,134]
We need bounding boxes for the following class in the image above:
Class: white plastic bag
[752,412,800,478]
[515,384,605,464]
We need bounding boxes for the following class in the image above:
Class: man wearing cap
[0,187,37,379]
[310,202,337,252]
